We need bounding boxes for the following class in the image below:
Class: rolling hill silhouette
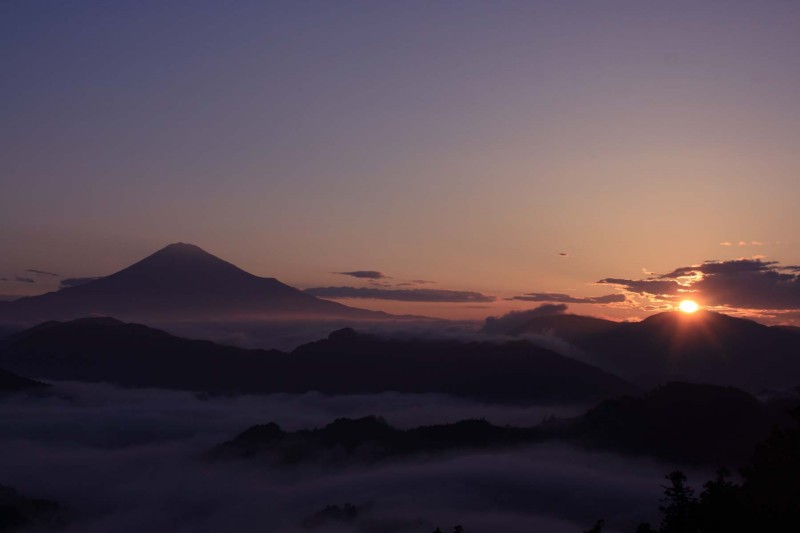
[565,382,771,464]
[0,318,633,403]
[0,243,390,323]
[494,310,800,391]
[209,383,773,467]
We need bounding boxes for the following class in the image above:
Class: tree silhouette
[659,471,698,532]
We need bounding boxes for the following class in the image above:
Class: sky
[3,1,800,322]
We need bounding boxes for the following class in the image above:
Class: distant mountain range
[486,310,800,391]
[209,382,775,466]
[0,317,633,404]
[0,243,393,323]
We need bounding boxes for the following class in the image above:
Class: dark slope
[0,485,63,531]
[209,383,775,467]
[286,328,636,403]
[209,416,539,465]
[0,367,46,393]
[565,382,771,465]
[0,318,633,404]
[493,310,800,391]
[0,317,286,393]
[0,243,388,322]
[571,311,800,390]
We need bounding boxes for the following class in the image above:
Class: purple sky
[3,1,800,321]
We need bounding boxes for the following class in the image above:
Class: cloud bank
[0,382,695,533]
[599,258,800,313]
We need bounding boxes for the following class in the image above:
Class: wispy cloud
[305,286,495,303]
[508,293,626,304]
[27,269,60,277]
[334,271,388,280]
[59,277,101,289]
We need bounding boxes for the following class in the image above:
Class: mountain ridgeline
[0,243,391,323]
[486,310,800,391]
[209,382,775,467]
[0,318,634,404]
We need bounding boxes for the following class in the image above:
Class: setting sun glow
[679,300,700,313]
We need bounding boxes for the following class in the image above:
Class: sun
[678,300,700,313]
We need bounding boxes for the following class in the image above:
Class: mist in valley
[0,382,699,533]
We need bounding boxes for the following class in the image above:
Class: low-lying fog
[0,383,705,533]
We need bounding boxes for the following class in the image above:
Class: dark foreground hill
[0,243,390,323]
[0,367,46,394]
[210,383,774,466]
[564,382,771,465]
[0,485,62,531]
[0,318,633,404]
[491,310,800,391]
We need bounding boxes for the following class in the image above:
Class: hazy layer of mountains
[486,310,800,391]
[209,382,774,466]
[0,243,390,322]
[0,318,633,404]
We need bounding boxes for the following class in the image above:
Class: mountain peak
[0,243,386,321]
[150,242,215,259]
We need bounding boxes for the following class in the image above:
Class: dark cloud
[335,271,387,280]
[305,286,495,303]
[509,292,626,304]
[59,277,102,289]
[597,278,683,296]
[483,304,569,336]
[661,259,776,279]
[601,259,800,311]
[14,276,36,283]
[27,269,60,277]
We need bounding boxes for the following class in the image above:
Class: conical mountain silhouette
[0,243,387,322]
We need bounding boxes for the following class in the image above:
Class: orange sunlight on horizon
[679,300,700,314]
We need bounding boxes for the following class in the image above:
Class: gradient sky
[3,1,800,321]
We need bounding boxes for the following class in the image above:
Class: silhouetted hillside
[0,325,21,341]
[573,311,800,391]
[209,416,540,465]
[0,243,390,322]
[565,382,771,464]
[288,328,635,403]
[0,485,62,531]
[495,310,800,391]
[0,318,633,404]
[0,367,45,394]
[210,383,772,467]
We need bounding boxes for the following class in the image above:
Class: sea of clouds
[0,382,706,533]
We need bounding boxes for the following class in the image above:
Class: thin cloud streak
[335,271,388,280]
[509,293,625,304]
[305,286,495,303]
